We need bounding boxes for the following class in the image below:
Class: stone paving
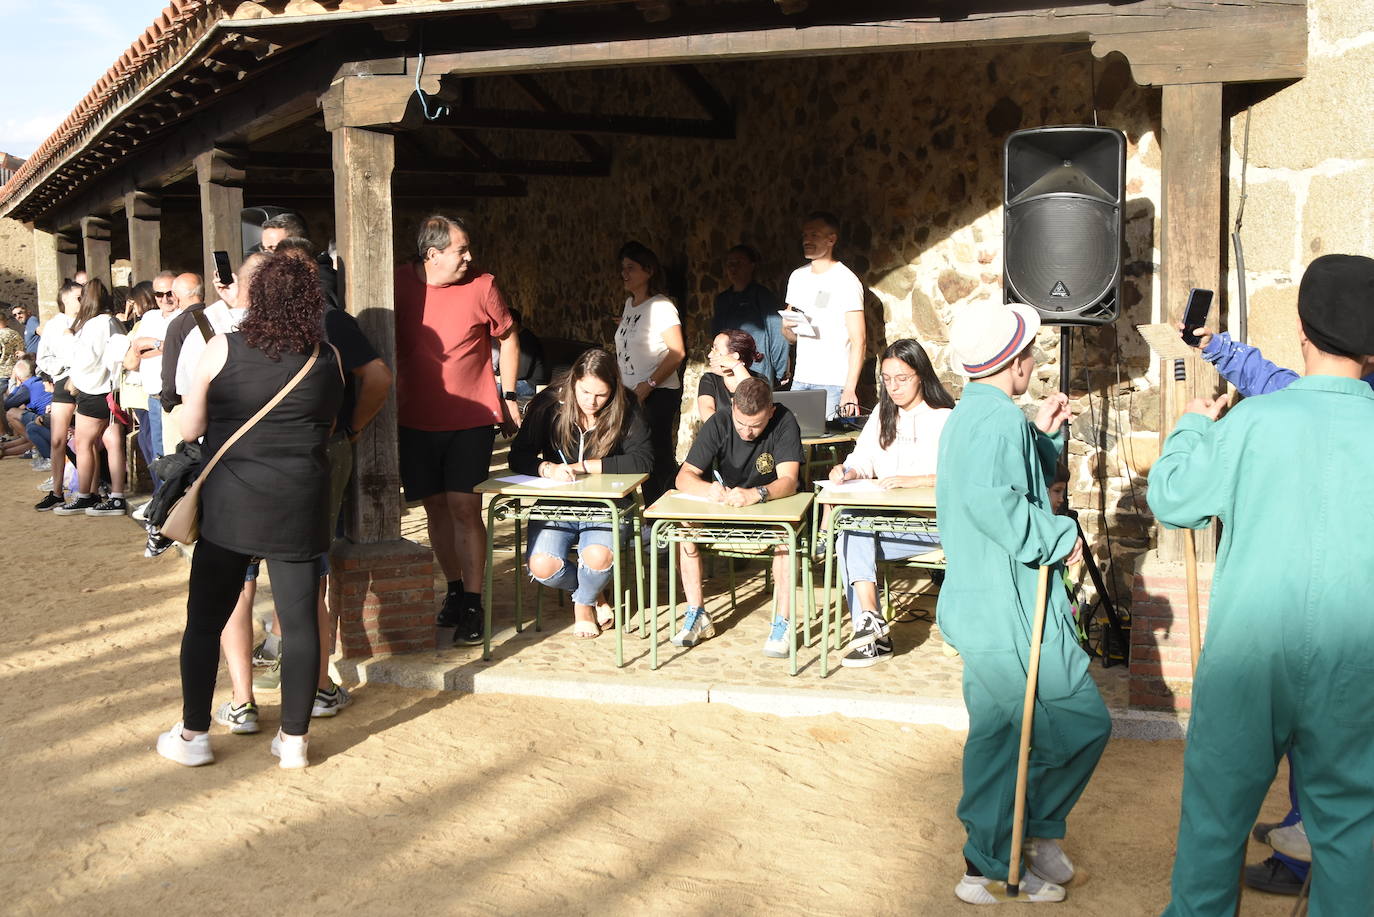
[338,463,1164,736]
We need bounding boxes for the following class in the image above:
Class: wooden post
[331,125,400,544]
[124,190,162,285]
[80,216,113,288]
[194,148,245,303]
[1158,82,1223,565]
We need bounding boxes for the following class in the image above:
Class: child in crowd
[828,338,953,668]
[669,377,804,657]
[508,348,653,637]
[935,299,1109,905]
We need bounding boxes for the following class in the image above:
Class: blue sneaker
[671,606,715,647]
[762,616,790,658]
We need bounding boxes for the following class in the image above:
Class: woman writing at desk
[828,338,954,667]
[508,349,653,638]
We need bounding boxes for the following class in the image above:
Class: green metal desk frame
[478,474,647,668]
[817,491,941,678]
[645,492,816,676]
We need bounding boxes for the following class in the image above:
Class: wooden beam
[511,76,611,163]
[406,0,1303,87]
[195,148,246,303]
[124,190,163,286]
[1158,82,1223,564]
[331,126,401,545]
[436,108,734,139]
[244,150,610,178]
[80,215,113,288]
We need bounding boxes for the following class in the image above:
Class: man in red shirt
[395,215,521,645]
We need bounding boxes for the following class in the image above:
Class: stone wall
[1222,1,1374,371]
[461,42,1165,609]
[0,216,38,312]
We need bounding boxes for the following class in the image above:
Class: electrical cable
[1232,106,1253,343]
[414,45,450,121]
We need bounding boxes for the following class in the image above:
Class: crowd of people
[6,210,1368,913]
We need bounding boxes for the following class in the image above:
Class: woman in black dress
[157,254,343,769]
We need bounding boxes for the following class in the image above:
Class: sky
[0,0,169,159]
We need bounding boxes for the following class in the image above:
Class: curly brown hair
[239,254,326,360]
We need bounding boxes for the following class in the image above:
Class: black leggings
[182,538,321,735]
[642,387,682,506]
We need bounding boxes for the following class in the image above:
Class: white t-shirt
[132,310,170,396]
[843,401,951,480]
[176,301,245,397]
[614,293,681,390]
[785,260,864,387]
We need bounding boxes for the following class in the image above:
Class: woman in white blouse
[613,241,685,504]
[828,338,954,668]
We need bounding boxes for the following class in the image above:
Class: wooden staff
[1175,358,1203,677]
[1007,564,1052,897]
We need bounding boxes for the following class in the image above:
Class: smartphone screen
[212,250,233,288]
[1181,288,1214,347]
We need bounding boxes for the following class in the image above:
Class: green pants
[957,626,1111,878]
[1163,634,1374,916]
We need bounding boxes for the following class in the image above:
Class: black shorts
[51,377,75,406]
[75,391,111,420]
[398,425,497,502]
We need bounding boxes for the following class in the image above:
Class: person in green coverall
[1148,254,1374,917]
[937,299,1110,905]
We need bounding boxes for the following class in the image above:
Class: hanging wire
[414,46,450,121]
[1232,106,1253,343]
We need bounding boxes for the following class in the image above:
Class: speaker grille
[1005,197,1120,313]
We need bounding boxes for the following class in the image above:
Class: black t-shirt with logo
[685,404,804,489]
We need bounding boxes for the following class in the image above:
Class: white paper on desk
[496,474,577,488]
[821,479,886,493]
[669,492,725,503]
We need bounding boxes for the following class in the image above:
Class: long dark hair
[71,278,114,333]
[552,348,631,460]
[240,255,327,360]
[128,281,157,320]
[617,241,669,298]
[878,338,954,450]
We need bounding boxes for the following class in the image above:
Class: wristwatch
[756,486,769,504]
[503,391,518,402]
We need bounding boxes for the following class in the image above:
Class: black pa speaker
[1003,126,1125,326]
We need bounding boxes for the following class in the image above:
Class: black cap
[1298,254,1374,358]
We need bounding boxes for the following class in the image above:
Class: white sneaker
[37,476,52,492]
[156,722,214,766]
[1024,837,1075,885]
[131,501,149,522]
[270,730,309,769]
[670,607,715,647]
[762,616,791,658]
[955,870,1066,904]
[1269,822,1310,861]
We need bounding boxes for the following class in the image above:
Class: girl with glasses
[827,338,955,667]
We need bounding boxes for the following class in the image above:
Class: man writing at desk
[669,378,804,658]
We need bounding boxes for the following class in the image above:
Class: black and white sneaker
[34,491,63,512]
[840,610,893,668]
[436,590,464,629]
[454,601,484,646]
[53,494,99,516]
[86,497,128,517]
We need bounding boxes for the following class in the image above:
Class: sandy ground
[0,458,1295,916]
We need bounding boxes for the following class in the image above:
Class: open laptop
[772,389,828,438]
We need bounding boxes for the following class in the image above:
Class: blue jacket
[1202,332,1374,396]
[711,282,790,386]
[21,315,39,353]
[4,376,49,413]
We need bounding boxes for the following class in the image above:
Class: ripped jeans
[526,517,628,606]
